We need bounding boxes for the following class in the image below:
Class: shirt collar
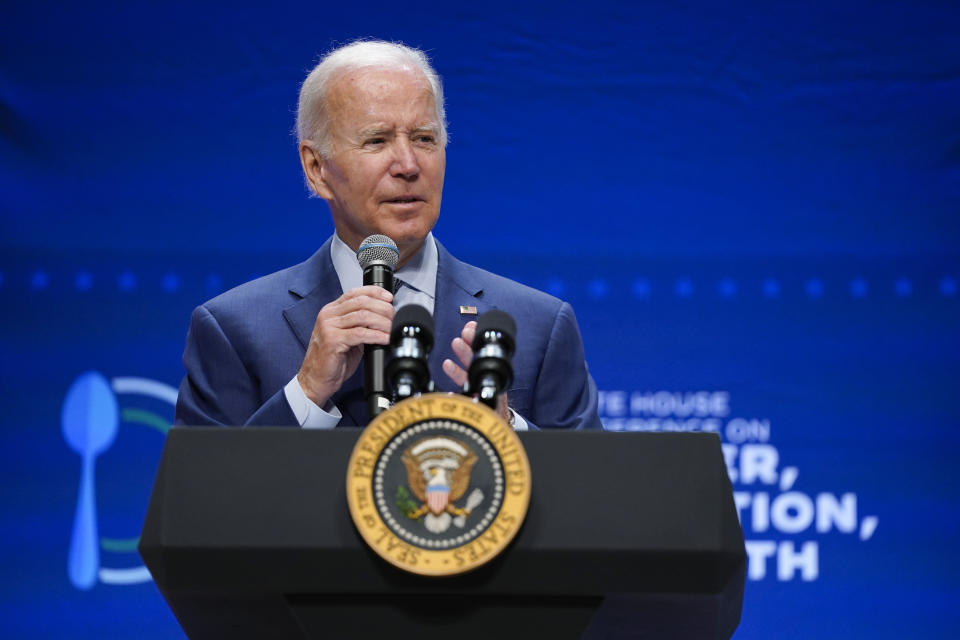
[330,232,438,299]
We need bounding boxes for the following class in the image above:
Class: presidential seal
[346,393,531,576]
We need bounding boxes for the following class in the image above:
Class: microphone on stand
[386,304,434,400]
[356,234,399,418]
[467,310,517,409]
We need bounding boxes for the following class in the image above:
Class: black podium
[140,429,745,639]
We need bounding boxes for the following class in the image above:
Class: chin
[382,222,434,248]
[391,233,430,254]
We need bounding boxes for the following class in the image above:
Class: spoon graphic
[62,372,118,590]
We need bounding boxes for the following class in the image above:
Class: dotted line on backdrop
[7,270,230,295]
[546,275,957,300]
[2,269,957,300]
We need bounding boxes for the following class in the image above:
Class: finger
[451,336,473,369]
[341,285,394,303]
[497,393,510,421]
[461,320,477,346]
[328,294,395,319]
[336,308,394,333]
[337,326,391,347]
[442,358,468,388]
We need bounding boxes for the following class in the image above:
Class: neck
[396,239,426,268]
[336,231,426,269]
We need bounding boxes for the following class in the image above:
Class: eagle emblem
[399,436,485,534]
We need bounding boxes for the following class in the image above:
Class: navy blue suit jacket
[175,238,601,429]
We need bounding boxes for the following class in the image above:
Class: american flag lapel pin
[459,305,478,315]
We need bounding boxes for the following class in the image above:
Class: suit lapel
[282,238,340,351]
[281,238,366,426]
[431,241,494,393]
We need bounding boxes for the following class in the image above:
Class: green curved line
[101,537,140,552]
[122,408,171,434]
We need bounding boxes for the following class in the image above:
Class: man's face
[304,67,446,261]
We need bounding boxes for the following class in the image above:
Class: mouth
[383,195,424,205]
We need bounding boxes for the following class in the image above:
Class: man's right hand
[296,285,394,407]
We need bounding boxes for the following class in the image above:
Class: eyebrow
[411,124,439,135]
[359,127,391,138]
[358,124,439,138]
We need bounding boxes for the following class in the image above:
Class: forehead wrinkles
[326,69,437,137]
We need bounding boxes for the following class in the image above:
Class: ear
[299,140,335,200]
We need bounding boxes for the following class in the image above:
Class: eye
[413,133,436,145]
[364,137,386,147]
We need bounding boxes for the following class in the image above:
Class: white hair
[296,39,447,156]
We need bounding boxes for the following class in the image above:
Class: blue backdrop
[2,1,958,637]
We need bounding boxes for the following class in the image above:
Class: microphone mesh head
[357,234,400,270]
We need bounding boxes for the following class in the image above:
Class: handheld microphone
[467,310,516,409]
[386,304,434,400]
[356,234,399,418]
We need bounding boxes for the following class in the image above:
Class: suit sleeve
[527,302,603,430]
[174,305,298,427]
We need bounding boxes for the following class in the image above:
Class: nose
[390,139,420,179]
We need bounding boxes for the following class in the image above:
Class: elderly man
[175,40,601,431]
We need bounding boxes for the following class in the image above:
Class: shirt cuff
[509,408,529,431]
[284,376,342,429]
